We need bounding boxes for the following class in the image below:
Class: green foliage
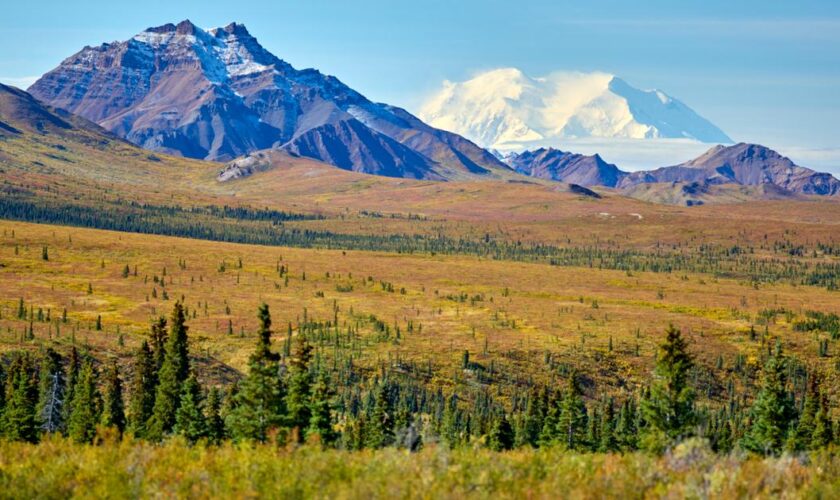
[36,348,65,435]
[67,362,101,444]
[742,342,796,455]
[226,304,285,442]
[640,325,696,452]
[147,302,190,440]
[127,341,156,438]
[100,361,126,434]
[2,353,39,442]
[174,374,207,443]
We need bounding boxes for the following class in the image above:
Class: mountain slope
[418,68,732,150]
[505,148,626,187]
[28,20,510,179]
[617,143,840,196]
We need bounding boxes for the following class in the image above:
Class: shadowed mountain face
[506,148,626,187]
[617,143,840,196]
[28,20,509,179]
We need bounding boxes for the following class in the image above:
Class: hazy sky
[2,0,839,169]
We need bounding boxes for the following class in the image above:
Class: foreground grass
[0,438,837,499]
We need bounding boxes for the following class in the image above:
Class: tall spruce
[365,382,394,448]
[147,302,190,440]
[557,374,589,451]
[640,325,696,452]
[790,370,820,451]
[306,371,336,445]
[68,361,101,443]
[100,360,126,434]
[149,316,168,372]
[285,333,313,438]
[62,347,80,431]
[173,373,208,443]
[227,304,285,442]
[487,410,514,451]
[2,353,38,442]
[127,341,156,437]
[205,387,226,444]
[742,341,796,455]
[37,348,66,434]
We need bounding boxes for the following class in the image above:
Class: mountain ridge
[28,20,510,180]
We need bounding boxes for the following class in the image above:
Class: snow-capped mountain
[28,20,509,179]
[418,68,732,151]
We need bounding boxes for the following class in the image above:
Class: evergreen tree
[742,342,795,455]
[557,374,589,451]
[147,302,190,440]
[614,398,638,451]
[538,390,561,446]
[37,348,65,434]
[174,374,208,443]
[365,382,394,448]
[306,371,336,445]
[790,370,820,451]
[205,387,226,444]
[811,384,834,449]
[62,347,80,432]
[149,317,168,372]
[285,334,313,438]
[487,410,514,451]
[227,304,285,442]
[640,325,696,452]
[127,341,156,437]
[68,362,101,443]
[100,360,126,434]
[598,397,618,452]
[2,354,38,442]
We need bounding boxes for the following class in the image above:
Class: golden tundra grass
[0,220,836,396]
[0,437,837,499]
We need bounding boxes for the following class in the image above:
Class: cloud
[0,76,39,90]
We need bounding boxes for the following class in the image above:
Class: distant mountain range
[27,20,510,180]
[418,68,732,150]
[8,21,840,204]
[504,143,840,199]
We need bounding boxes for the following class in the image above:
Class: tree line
[0,303,836,456]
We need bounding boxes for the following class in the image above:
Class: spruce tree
[487,410,514,451]
[149,317,168,372]
[100,360,126,434]
[811,384,834,449]
[227,304,285,442]
[557,374,588,451]
[365,382,394,448]
[62,347,80,431]
[538,390,561,446]
[2,354,38,442]
[790,370,820,451]
[205,387,226,444]
[742,342,795,455]
[68,362,101,443]
[174,374,208,443]
[147,302,190,440]
[306,371,336,445]
[37,348,65,434]
[640,325,696,452]
[127,341,156,437]
[285,333,313,438]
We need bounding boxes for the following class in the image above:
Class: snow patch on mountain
[418,68,732,151]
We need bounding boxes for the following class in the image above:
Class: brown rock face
[28,20,510,179]
[506,148,626,187]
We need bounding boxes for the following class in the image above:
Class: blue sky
[2,0,839,169]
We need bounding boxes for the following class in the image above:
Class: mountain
[617,143,840,196]
[28,20,510,180]
[505,147,626,187]
[418,68,732,150]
